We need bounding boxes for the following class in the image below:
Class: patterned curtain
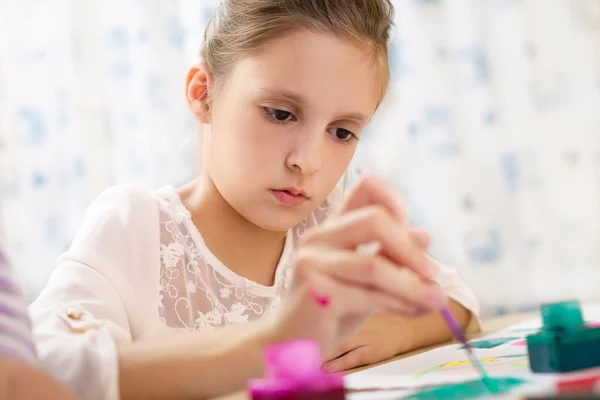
[1,0,600,316]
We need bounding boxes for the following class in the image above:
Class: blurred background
[1,0,600,318]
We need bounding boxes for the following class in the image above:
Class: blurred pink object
[248,339,345,400]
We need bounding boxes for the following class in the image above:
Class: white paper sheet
[345,343,533,390]
[344,303,600,397]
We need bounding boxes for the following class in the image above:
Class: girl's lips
[270,189,308,206]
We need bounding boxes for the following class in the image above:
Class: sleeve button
[66,307,83,320]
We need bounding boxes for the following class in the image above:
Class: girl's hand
[265,175,445,360]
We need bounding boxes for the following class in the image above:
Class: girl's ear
[185,62,215,123]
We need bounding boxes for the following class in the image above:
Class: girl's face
[193,30,383,232]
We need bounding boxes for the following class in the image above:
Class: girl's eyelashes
[262,107,297,123]
[327,127,359,143]
[262,106,359,143]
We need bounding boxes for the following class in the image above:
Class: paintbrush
[440,306,498,393]
[357,240,496,391]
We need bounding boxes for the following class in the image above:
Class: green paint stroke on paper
[460,337,519,349]
[402,377,528,400]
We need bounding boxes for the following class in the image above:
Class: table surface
[216,311,538,400]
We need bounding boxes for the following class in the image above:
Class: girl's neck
[178,177,287,287]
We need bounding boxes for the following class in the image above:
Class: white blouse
[29,185,480,400]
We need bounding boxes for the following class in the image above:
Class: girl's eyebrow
[259,88,306,106]
[337,112,370,124]
[259,88,370,124]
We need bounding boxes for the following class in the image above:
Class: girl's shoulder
[61,185,184,287]
[68,185,183,255]
[82,185,184,224]
[79,185,160,230]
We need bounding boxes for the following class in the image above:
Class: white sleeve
[432,257,481,333]
[29,186,159,400]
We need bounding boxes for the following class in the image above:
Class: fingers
[310,280,408,316]
[294,248,445,313]
[338,174,434,274]
[411,228,431,249]
[339,175,406,220]
[323,346,372,372]
[328,335,363,362]
[296,258,418,317]
[327,345,354,363]
[343,175,432,251]
[304,206,437,279]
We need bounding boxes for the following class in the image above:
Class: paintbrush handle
[440,306,495,388]
[441,306,468,344]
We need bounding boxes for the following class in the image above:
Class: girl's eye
[264,107,295,123]
[329,127,358,142]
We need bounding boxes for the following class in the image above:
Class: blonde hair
[201,0,395,102]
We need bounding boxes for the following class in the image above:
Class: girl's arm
[0,359,75,400]
[379,298,472,354]
[118,322,271,400]
[29,186,159,400]
[393,299,473,349]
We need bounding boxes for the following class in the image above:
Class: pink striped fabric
[0,237,37,365]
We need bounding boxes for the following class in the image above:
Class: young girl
[30,0,480,399]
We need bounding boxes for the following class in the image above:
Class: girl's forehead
[228,30,383,115]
